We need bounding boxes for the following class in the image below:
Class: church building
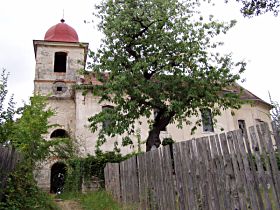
[33,20,272,192]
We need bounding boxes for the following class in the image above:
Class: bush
[64,151,137,191]
[162,138,175,146]
[0,164,59,210]
[57,190,123,210]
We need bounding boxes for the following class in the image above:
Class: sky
[0,0,280,107]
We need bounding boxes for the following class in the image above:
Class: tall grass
[57,190,124,210]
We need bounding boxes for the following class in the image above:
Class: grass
[57,190,125,210]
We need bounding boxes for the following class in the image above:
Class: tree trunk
[146,128,161,151]
[146,110,175,151]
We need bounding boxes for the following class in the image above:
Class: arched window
[54,52,67,72]
[50,129,69,138]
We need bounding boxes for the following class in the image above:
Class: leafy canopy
[87,0,246,150]
[11,95,56,165]
[229,0,280,17]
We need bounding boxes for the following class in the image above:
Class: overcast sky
[1,0,280,107]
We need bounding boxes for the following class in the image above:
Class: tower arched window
[50,129,69,138]
[54,52,67,72]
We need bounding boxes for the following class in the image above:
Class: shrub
[0,164,59,210]
[64,150,136,191]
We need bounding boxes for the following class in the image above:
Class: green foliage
[228,0,280,17]
[162,137,175,146]
[79,191,122,210]
[0,69,69,208]
[275,151,280,170]
[250,151,280,171]
[269,93,280,130]
[8,95,76,166]
[52,137,81,160]
[10,95,57,167]
[64,151,135,191]
[57,191,124,210]
[0,94,67,208]
[64,158,83,193]
[0,69,16,144]
[87,0,245,150]
[0,164,59,210]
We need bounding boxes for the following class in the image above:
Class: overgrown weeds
[57,190,123,210]
[0,164,59,210]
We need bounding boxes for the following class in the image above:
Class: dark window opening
[102,105,114,129]
[154,109,167,131]
[238,120,246,135]
[57,87,62,91]
[50,129,69,138]
[201,108,214,132]
[50,162,67,194]
[54,52,67,72]
[255,119,264,124]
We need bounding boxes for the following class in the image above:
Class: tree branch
[125,44,140,60]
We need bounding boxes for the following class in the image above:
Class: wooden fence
[0,144,22,201]
[104,122,280,210]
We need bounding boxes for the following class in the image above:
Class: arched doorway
[50,162,67,194]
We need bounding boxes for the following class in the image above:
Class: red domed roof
[44,19,79,42]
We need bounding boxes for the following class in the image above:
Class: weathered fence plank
[0,145,22,201]
[119,157,139,206]
[240,128,263,210]
[137,153,148,210]
[232,130,252,210]
[173,142,187,210]
[249,126,275,210]
[161,145,177,210]
[257,123,280,209]
[227,131,245,210]
[105,124,280,210]
[220,133,234,210]
[196,138,210,210]
[209,135,225,210]
[104,163,121,202]
[119,160,127,204]
[202,137,219,210]
[181,140,198,210]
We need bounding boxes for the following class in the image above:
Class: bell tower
[33,19,88,192]
[33,19,88,98]
[33,19,88,139]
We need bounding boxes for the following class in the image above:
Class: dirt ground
[55,199,83,210]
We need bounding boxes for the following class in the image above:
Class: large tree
[88,0,246,151]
